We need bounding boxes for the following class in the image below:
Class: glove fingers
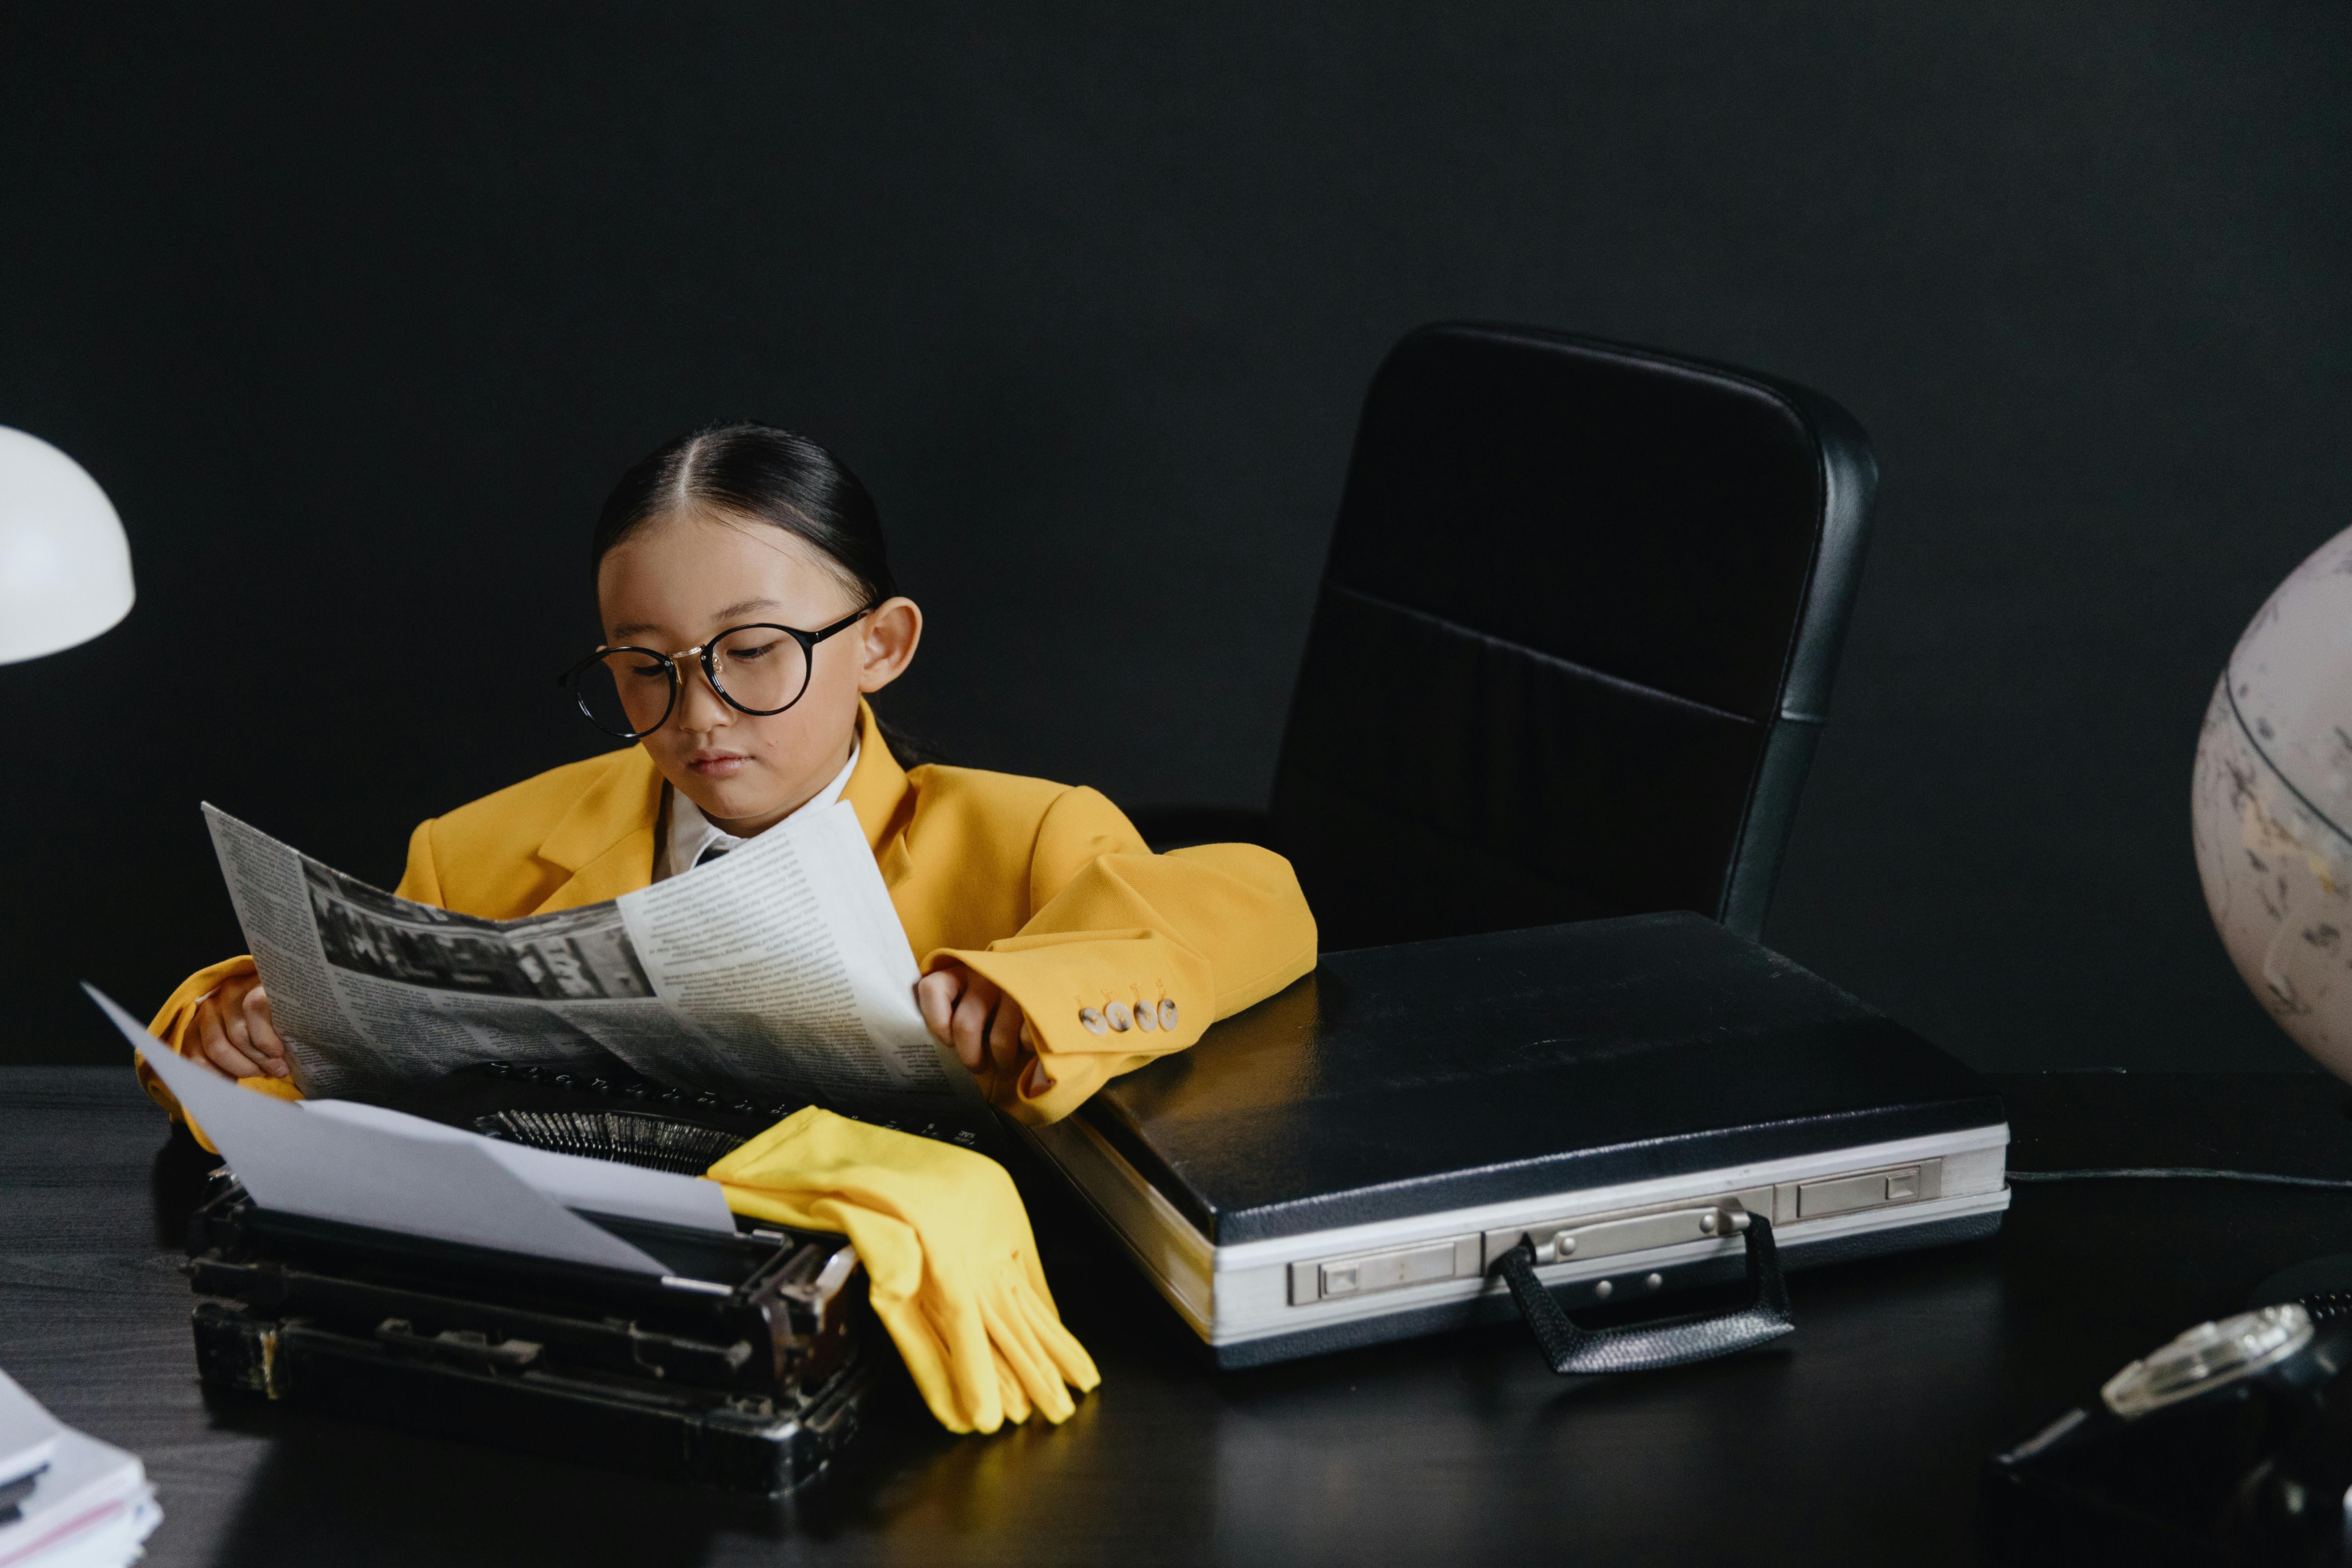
[1012,1244,1059,1317]
[1030,1309,1101,1395]
[999,1273,1101,1393]
[702,1106,1098,1437]
[922,1291,1005,1435]
[875,1298,980,1434]
[847,1209,1001,1435]
[989,1339,1037,1426]
[979,1286,1056,1406]
[981,1282,1078,1425]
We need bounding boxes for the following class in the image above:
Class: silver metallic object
[2100,1304,2315,1420]
[1280,1160,1962,1309]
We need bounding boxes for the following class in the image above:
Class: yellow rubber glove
[705,1108,1100,1435]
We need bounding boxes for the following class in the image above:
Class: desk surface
[7,1066,2352,1566]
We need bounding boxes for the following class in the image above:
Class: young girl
[144,422,1317,1124]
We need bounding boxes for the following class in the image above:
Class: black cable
[2011,1168,2352,1191]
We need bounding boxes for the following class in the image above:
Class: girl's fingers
[202,1039,265,1078]
[950,984,997,1070]
[921,965,1027,1082]
[916,968,964,1045]
[196,1010,264,1079]
[241,986,289,1075]
[985,996,1025,1074]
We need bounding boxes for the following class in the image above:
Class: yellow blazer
[144,701,1317,1125]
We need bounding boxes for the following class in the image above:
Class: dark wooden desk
[7,1066,2352,1566]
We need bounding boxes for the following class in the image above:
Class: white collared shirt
[655,743,860,882]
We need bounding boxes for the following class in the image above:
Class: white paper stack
[0,1370,158,1568]
[0,1373,58,1514]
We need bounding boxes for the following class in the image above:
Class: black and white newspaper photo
[202,802,989,1132]
[305,862,655,1002]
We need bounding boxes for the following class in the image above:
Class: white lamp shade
[0,427,134,664]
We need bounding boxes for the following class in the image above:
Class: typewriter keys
[473,1108,749,1175]
[451,1061,977,1165]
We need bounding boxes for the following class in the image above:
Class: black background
[1,3,2344,1072]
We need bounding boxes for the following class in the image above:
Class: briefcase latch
[1288,1235,1485,1305]
[1492,1195,1766,1269]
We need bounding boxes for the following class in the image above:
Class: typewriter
[182,1062,970,1495]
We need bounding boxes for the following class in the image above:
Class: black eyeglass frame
[557,604,877,739]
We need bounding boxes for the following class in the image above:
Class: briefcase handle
[1494,1213,1794,1375]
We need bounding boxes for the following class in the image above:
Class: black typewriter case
[181,1064,896,1496]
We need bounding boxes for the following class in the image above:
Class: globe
[2193,524,2352,1080]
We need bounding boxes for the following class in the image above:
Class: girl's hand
[190,973,291,1080]
[916,962,1053,1099]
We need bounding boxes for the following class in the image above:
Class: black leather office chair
[1140,322,1876,951]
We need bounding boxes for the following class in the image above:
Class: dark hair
[590,420,898,605]
[590,421,954,768]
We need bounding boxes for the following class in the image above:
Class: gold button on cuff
[1157,998,1179,1031]
[1078,1007,1108,1036]
[1105,1001,1133,1032]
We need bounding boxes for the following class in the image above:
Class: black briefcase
[184,1176,873,1495]
[1020,913,2010,1372]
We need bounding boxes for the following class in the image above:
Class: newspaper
[201,799,991,1132]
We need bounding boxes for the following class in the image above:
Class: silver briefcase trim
[1023,1117,2011,1348]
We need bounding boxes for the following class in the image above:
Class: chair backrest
[1270,323,1877,951]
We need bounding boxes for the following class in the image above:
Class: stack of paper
[0,1370,158,1568]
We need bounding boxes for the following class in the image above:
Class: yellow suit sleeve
[392,816,445,906]
[136,817,449,1136]
[925,787,1317,1124]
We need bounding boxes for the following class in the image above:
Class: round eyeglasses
[558,605,875,739]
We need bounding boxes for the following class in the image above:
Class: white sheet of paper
[94,988,671,1275]
[297,1099,737,1234]
[0,1423,155,1568]
[0,1369,59,1490]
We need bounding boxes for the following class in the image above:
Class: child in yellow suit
[145,420,1316,1127]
